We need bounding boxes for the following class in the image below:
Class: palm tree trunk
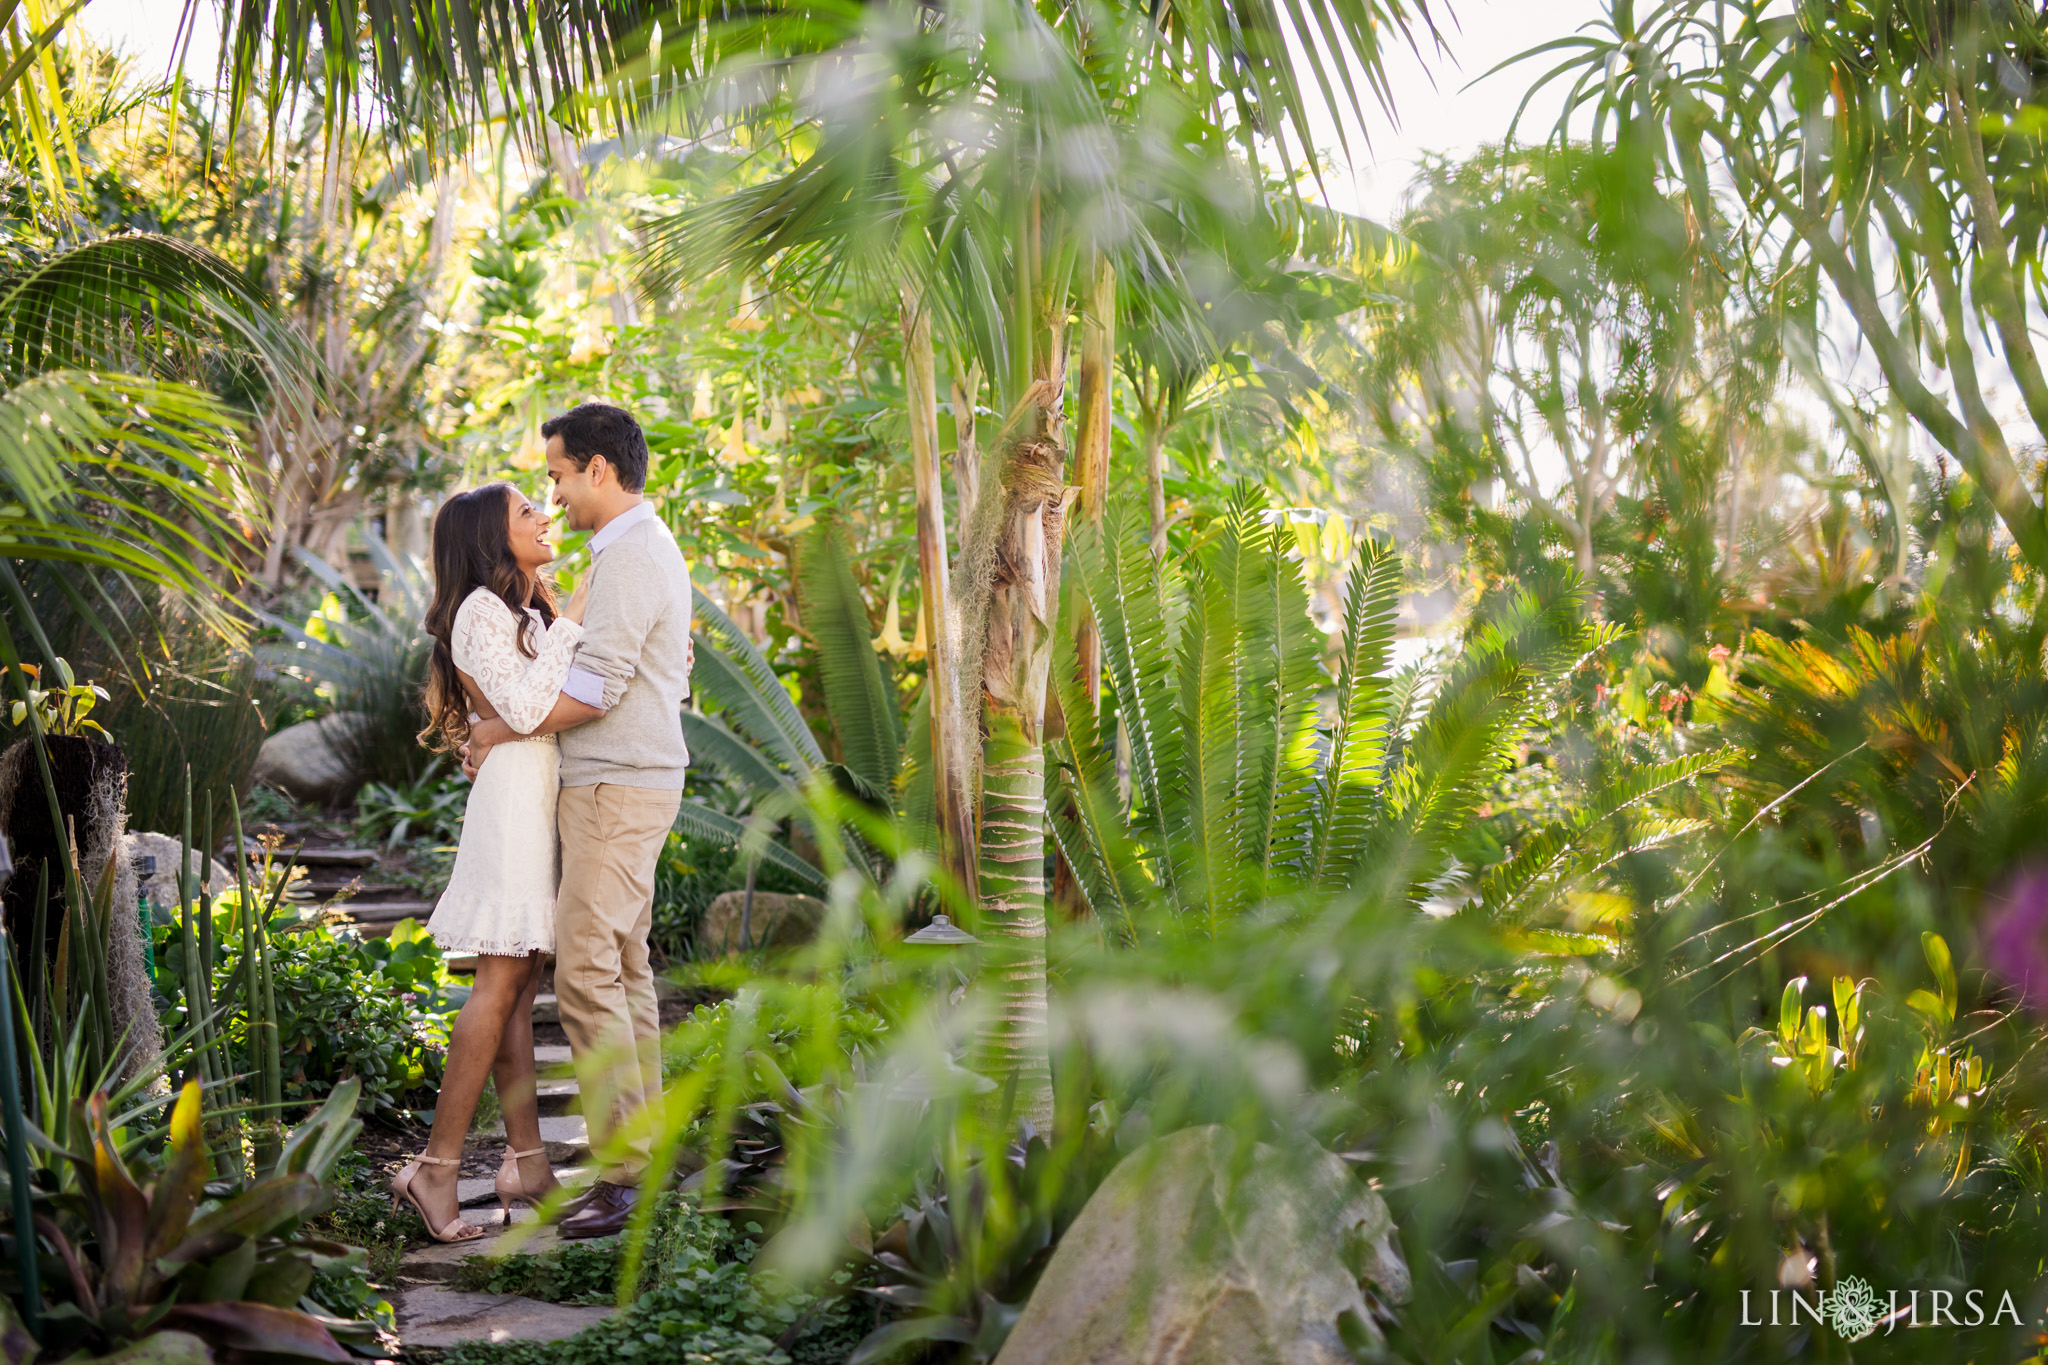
[902,285,975,896]
[966,439,1067,1134]
[960,193,1066,1131]
[1073,255,1114,704]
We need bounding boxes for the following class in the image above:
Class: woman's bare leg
[410,955,529,1228]
[492,953,558,1200]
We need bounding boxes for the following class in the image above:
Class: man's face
[545,436,604,531]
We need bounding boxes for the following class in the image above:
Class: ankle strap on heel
[503,1146,546,1160]
[411,1153,462,1167]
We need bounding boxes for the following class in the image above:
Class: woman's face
[505,489,555,573]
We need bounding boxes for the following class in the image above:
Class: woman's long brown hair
[419,483,557,752]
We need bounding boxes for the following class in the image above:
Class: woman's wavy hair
[419,482,557,752]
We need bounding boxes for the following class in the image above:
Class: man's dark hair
[541,402,650,492]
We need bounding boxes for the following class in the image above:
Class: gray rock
[250,712,368,806]
[123,831,234,912]
[699,889,826,955]
[993,1124,1410,1365]
[395,1286,615,1347]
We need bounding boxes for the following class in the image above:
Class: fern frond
[1373,576,1599,904]
[1260,520,1328,888]
[797,522,900,804]
[1048,630,1147,940]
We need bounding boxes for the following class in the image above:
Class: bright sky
[79,0,1613,225]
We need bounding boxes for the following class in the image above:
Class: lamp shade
[903,913,979,946]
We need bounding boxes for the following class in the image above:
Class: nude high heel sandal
[497,1145,554,1222]
[392,1153,482,1244]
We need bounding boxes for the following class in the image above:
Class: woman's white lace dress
[427,588,582,958]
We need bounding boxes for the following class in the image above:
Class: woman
[390,483,587,1242]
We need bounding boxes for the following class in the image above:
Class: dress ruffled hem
[429,930,555,958]
[427,894,558,959]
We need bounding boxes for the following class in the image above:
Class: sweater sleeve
[568,543,665,710]
[450,590,585,734]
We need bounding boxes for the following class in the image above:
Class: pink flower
[1708,643,1731,664]
[1984,867,2048,1014]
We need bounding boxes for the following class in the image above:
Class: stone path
[390,999,620,1349]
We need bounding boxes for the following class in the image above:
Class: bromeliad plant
[6,1078,378,1362]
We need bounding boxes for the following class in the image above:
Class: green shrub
[157,910,457,1115]
[445,1197,870,1365]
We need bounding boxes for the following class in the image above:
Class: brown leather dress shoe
[559,1180,637,1239]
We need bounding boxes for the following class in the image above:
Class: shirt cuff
[562,666,608,710]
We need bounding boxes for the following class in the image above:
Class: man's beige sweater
[559,511,692,789]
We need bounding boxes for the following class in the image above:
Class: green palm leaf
[671,799,826,891]
[692,588,826,773]
[796,521,900,804]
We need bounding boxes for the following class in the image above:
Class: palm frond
[692,588,826,772]
[682,711,803,802]
[796,521,900,804]
[672,798,826,891]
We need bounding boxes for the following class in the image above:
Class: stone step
[454,1162,594,1208]
[535,1045,574,1068]
[399,1204,616,1281]
[482,1114,588,1164]
[395,1286,615,1348]
[532,993,559,1025]
[538,1077,580,1117]
[227,840,378,867]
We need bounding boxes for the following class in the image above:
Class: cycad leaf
[1477,749,1739,919]
[796,521,900,803]
[1047,629,1146,940]
[1308,535,1402,890]
[1075,502,1192,911]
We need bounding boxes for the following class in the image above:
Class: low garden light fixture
[903,913,978,946]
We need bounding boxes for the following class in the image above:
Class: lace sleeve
[450,590,585,734]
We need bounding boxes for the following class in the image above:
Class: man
[464,402,692,1238]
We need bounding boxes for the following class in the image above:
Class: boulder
[123,831,235,911]
[993,1124,1410,1365]
[251,712,368,806]
[699,890,826,955]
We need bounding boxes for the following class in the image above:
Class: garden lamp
[903,913,979,946]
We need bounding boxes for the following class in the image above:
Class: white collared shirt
[561,502,661,709]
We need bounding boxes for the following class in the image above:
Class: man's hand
[463,716,518,778]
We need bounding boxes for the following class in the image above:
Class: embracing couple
[389,403,691,1244]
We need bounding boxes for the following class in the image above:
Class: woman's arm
[453,593,586,735]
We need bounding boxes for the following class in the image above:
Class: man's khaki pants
[556,783,680,1185]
